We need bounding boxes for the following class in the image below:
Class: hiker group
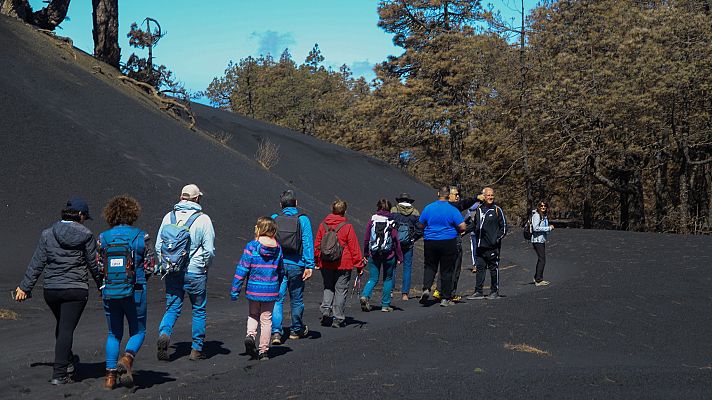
[14,183,554,389]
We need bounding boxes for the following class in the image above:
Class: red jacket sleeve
[345,224,363,268]
[314,223,324,266]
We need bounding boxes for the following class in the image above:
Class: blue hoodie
[155,200,216,275]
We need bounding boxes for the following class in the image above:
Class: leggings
[44,288,88,379]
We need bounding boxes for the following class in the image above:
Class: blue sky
[30,0,538,97]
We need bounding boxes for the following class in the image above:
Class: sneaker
[432,290,442,300]
[381,306,394,312]
[189,349,206,361]
[258,352,269,361]
[452,295,464,303]
[419,289,430,304]
[271,332,282,345]
[466,292,486,300]
[487,292,500,300]
[50,376,73,385]
[288,326,309,340]
[535,280,551,286]
[66,354,79,375]
[156,334,170,361]
[244,335,257,357]
[401,293,409,301]
[359,296,371,312]
[331,319,344,328]
[439,299,452,307]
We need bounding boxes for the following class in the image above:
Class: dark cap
[395,192,415,203]
[66,197,92,220]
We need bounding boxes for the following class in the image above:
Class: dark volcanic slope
[1,15,711,400]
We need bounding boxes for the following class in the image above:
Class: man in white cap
[155,184,216,361]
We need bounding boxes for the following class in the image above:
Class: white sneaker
[535,280,550,286]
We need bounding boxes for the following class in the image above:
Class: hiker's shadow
[344,316,367,328]
[30,361,105,382]
[132,369,176,390]
[171,340,230,361]
[239,346,293,360]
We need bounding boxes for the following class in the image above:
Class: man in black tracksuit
[467,187,507,300]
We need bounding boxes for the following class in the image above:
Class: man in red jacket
[314,200,363,328]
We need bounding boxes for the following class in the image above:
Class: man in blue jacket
[155,184,216,361]
[270,190,314,344]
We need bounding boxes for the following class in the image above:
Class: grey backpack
[320,222,346,262]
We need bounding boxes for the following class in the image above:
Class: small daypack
[396,221,413,247]
[157,211,203,277]
[522,211,534,241]
[101,230,141,300]
[275,213,305,255]
[369,215,395,255]
[320,222,346,262]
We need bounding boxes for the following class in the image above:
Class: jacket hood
[258,242,281,258]
[174,200,202,212]
[280,206,299,216]
[394,203,419,216]
[323,214,347,226]
[375,209,392,218]
[52,221,92,248]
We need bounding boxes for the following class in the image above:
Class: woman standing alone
[531,201,554,286]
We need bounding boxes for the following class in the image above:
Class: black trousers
[452,236,463,294]
[474,248,500,294]
[423,239,458,299]
[533,243,546,282]
[43,288,88,379]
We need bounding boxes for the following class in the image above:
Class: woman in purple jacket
[359,199,403,312]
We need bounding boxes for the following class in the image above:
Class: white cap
[181,184,203,200]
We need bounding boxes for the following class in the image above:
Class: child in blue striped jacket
[231,217,284,360]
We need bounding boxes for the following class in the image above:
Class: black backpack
[275,213,305,255]
[522,211,535,241]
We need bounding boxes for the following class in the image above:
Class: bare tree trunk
[706,164,712,231]
[30,0,70,30]
[654,149,667,232]
[518,0,533,214]
[92,0,120,68]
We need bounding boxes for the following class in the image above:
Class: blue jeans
[104,284,147,369]
[159,272,207,351]
[361,257,396,307]
[399,247,414,295]
[271,265,306,335]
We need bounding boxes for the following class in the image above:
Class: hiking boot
[452,295,464,303]
[439,299,452,307]
[432,290,442,300]
[467,292,486,300]
[535,280,551,287]
[189,349,206,361]
[381,306,394,312]
[103,369,116,390]
[258,351,269,361]
[66,354,79,375]
[156,334,170,361]
[419,289,430,304]
[244,335,257,358]
[487,292,500,300]
[331,319,345,328]
[359,296,371,312]
[401,293,409,301]
[116,352,134,388]
[271,332,282,345]
[288,326,309,340]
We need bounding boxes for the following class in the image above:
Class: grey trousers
[320,269,352,322]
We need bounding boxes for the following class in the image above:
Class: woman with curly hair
[98,195,155,389]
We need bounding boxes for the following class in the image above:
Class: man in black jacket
[467,187,507,300]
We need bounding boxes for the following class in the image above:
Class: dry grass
[0,309,19,320]
[214,131,233,145]
[255,138,280,170]
[503,342,551,356]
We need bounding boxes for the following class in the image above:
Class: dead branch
[117,75,196,129]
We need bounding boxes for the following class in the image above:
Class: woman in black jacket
[14,197,102,385]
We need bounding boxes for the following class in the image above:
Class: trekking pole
[347,274,362,309]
